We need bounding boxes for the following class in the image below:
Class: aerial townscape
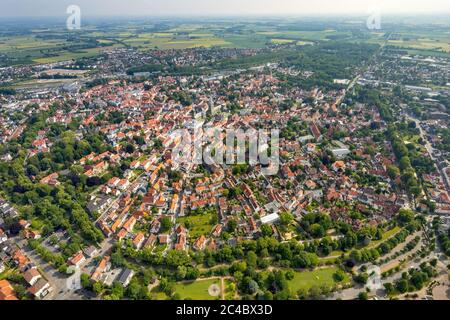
[0,1,449,303]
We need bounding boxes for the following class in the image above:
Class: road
[330,224,448,300]
[18,238,84,300]
[17,234,115,300]
[405,114,450,195]
[334,33,392,109]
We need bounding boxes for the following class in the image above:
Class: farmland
[2,17,449,67]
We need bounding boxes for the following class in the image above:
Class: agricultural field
[32,45,120,64]
[382,31,450,57]
[0,36,65,52]
[257,29,351,42]
[123,33,232,50]
[1,18,449,67]
[387,38,450,52]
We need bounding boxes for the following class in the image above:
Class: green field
[271,38,296,44]
[173,278,222,300]
[122,32,233,50]
[33,45,120,64]
[288,267,349,292]
[388,39,450,52]
[257,29,349,41]
[1,19,449,68]
[178,213,215,239]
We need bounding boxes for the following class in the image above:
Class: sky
[1,0,450,17]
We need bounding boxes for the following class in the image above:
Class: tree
[387,165,400,180]
[383,282,394,294]
[125,144,135,154]
[227,219,238,232]
[285,270,295,281]
[92,282,103,296]
[333,269,346,282]
[358,292,368,300]
[297,288,308,300]
[111,282,124,299]
[176,265,187,280]
[310,223,325,238]
[160,217,173,233]
[246,251,258,269]
[354,273,369,285]
[263,291,273,300]
[80,273,91,289]
[279,212,294,227]
[396,279,409,293]
[261,224,273,237]
[308,285,322,300]
[165,250,191,267]
[126,280,143,300]
[397,209,414,226]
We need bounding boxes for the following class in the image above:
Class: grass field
[33,45,120,64]
[1,21,448,67]
[0,36,65,52]
[388,39,450,52]
[288,267,349,292]
[271,38,296,44]
[173,278,222,300]
[178,213,215,239]
[257,29,348,42]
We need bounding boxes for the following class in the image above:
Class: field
[0,33,122,65]
[33,45,120,64]
[173,278,222,300]
[0,36,65,52]
[1,18,449,67]
[122,32,233,50]
[257,29,351,42]
[178,213,215,239]
[388,38,450,52]
[288,267,350,292]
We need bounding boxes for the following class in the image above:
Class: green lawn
[288,267,349,292]
[174,278,222,300]
[149,289,168,300]
[178,213,215,239]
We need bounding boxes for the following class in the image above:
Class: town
[0,13,449,302]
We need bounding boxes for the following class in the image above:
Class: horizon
[2,0,450,18]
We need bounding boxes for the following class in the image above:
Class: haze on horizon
[2,0,450,18]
